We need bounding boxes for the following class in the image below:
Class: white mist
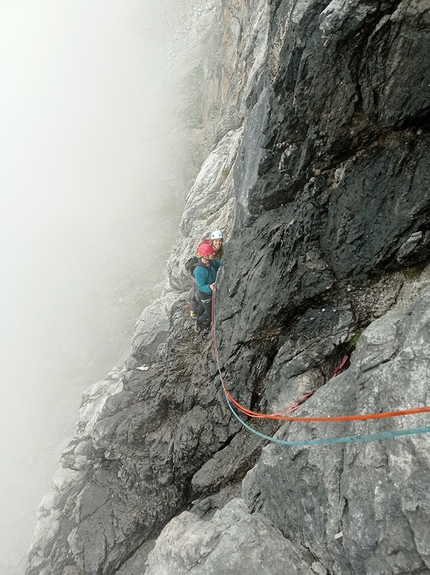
[0,0,193,571]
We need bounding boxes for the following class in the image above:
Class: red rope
[333,354,349,377]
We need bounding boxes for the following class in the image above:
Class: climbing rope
[210,291,430,446]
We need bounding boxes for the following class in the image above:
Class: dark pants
[189,286,201,314]
[197,290,213,325]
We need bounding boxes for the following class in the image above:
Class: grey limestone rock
[145,498,315,575]
[242,288,430,575]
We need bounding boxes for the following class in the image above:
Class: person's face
[212,239,222,250]
[207,252,216,260]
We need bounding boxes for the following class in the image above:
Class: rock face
[26,1,430,574]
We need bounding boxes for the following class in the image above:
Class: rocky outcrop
[27,0,430,574]
[145,498,319,575]
[242,290,430,574]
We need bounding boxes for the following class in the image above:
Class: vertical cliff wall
[27,1,430,574]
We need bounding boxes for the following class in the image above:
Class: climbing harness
[211,294,430,446]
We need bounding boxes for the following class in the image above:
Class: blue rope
[212,292,430,447]
[224,394,430,446]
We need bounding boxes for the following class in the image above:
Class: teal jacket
[193,260,222,294]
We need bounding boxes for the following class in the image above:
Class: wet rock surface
[26,0,430,574]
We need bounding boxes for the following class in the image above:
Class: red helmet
[197,243,215,257]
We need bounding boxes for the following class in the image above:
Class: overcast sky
[0,0,191,570]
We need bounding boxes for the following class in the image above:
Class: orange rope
[211,293,430,423]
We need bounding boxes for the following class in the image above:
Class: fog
[0,1,192,571]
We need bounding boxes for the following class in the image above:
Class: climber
[193,242,222,329]
[198,229,224,261]
[185,230,224,319]
[209,229,224,260]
